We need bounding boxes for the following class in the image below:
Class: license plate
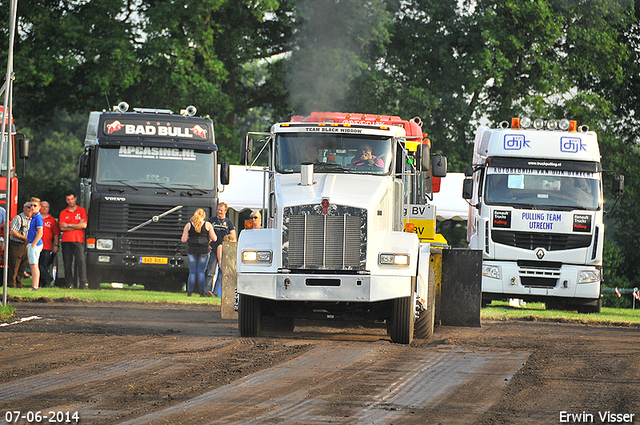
[139,256,168,264]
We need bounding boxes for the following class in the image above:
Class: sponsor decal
[118,146,196,161]
[104,119,209,140]
[503,134,531,150]
[560,137,587,153]
[521,212,562,230]
[490,167,595,178]
[493,210,511,228]
[573,214,592,232]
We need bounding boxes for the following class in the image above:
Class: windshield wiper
[173,184,207,195]
[101,179,139,191]
[143,182,176,193]
[313,163,356,173]
[507,202,537,210]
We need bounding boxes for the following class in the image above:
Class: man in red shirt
[59,193,88,289]
[39,201,60,287]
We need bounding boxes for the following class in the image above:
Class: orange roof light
[511,118,520,129]
[569,120,577,132]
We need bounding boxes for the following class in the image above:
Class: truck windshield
[275,133,392,175]
[95,146,215,190]
[484,168,601,211]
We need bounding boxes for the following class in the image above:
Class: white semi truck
[463,118,624,312]
[236,112,481,344]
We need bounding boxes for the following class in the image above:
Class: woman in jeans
[181,209,217,296]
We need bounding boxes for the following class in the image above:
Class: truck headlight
[242,250,272,263]
[96,239,114,250]
[379,253,410,266]
[482,264,501,279]
[578,270,600,284]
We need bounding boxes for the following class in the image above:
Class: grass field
[2,285,640,327]
[482,300,640,326]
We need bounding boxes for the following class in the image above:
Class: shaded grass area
[482,300,640,326]
[2,281,219,313]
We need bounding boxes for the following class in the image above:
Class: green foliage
[17,111,85,214]
[1,0,640,294]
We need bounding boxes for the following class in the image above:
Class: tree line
[2,0,639,304]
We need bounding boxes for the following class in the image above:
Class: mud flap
[440,248,482,327]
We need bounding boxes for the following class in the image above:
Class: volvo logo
[105,196,126,201]
[535,248,546,259]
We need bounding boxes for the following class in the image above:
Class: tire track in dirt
[119,343,529,424]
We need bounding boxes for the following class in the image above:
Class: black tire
[415,267,436,339]
[389,296,414,344]
[238,294,261,337]
[577,298,602,314]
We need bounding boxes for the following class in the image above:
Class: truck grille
[96,203,199,255]
[282,205,366,270]
[492,230,592,251]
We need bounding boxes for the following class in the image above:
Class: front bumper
[482,260,600,300]
[237,272,412,302]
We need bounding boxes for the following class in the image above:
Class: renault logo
[535,248,546,259]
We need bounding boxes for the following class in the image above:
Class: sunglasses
[251,216,259,220]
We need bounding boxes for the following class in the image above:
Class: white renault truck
[463,118,624,312]
[236,112,481,344]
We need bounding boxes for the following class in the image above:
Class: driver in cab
[351,143,383,167]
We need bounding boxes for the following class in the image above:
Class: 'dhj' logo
[560,137,586,153]
[504,135,530,150]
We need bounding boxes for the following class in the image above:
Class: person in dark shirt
[181,208,216,296]
[205,202,236,297]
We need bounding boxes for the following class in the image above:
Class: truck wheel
[389,296,414,344]
[577,298,602,314]
[238,294,261,337]
[415,267,436,339]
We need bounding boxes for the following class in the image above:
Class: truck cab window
[95,147,215,190]
[275,133,392,175]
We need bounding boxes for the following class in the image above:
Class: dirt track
[0,300,639,424]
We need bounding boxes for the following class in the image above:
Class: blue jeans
[205,254,222,297]
[187,253,210,293]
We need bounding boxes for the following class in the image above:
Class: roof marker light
[569,121,578,132]
[511,118,520,129]
[520,117,532,128]
[547,119,558,130]
[533,119,544,129]
[559,119,571,131]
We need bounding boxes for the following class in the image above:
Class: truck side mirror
[78,150,90,179]
[239,137,253,166]
[464,166,473,177]
[431,154,447,178]
[613,174,624,197]
[462,178,474,200]
[418,144,431,171]
[17,134,29,159]
[220,161,230,186]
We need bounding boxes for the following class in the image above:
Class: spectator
[27,198,44,291]
[205,202,236,297]
[59,193,88,289]
[0,205,6,257]
[7,202,32,288]
[180,208,216,297]
[250,211,262,229]
[39,201,60,287]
